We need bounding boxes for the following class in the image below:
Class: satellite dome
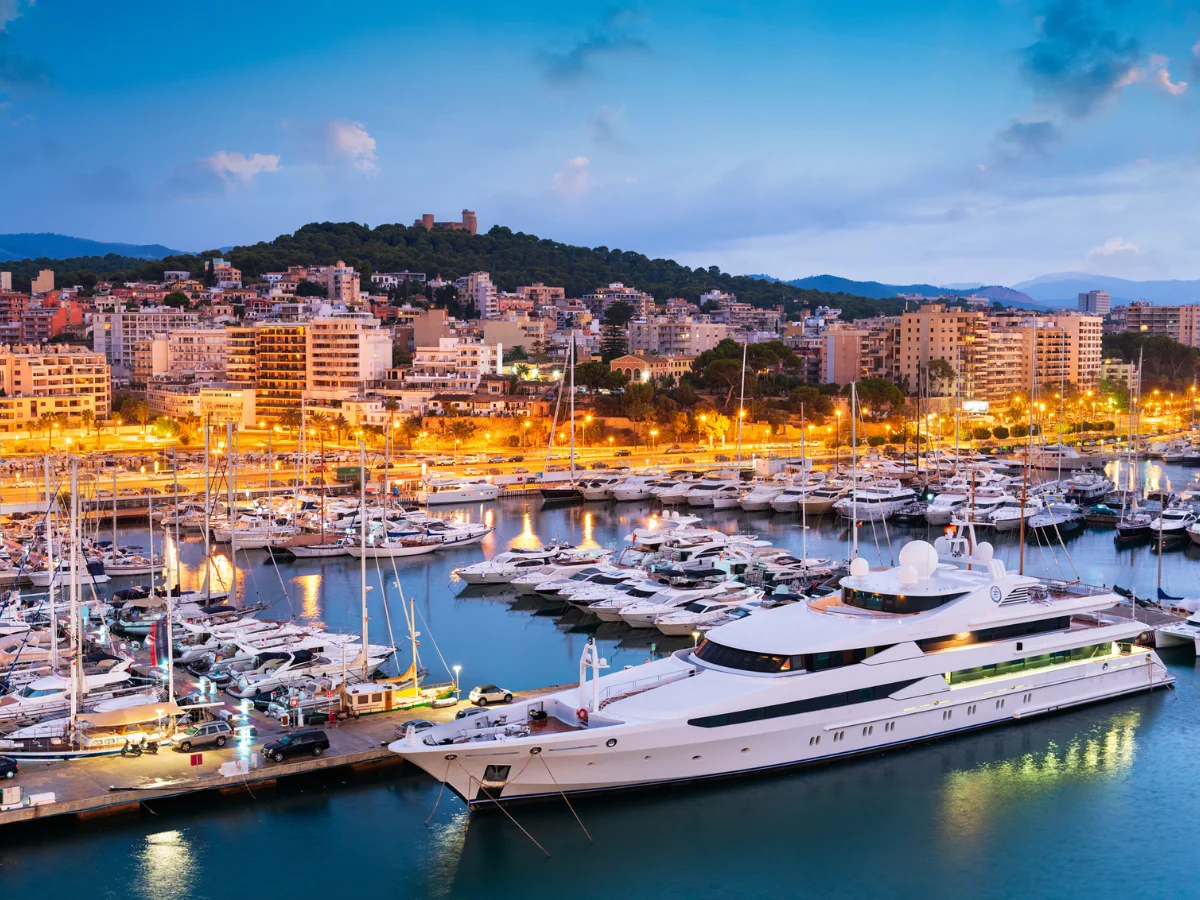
[975,541,994,561]
[849,557,870,579]
[897,565,918,587]
[898,540,939,580]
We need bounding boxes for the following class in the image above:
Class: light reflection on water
[938,709,1140,840]
[138,830,194,900]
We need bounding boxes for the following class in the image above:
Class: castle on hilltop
[414,210,477,235]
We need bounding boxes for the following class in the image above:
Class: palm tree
[80,409,94,437]
[333,414,349,443]
[279,408,303,435]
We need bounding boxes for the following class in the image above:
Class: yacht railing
[598,667,694,710]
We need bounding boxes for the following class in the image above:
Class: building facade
[0,345,111,432]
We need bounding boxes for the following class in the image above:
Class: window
[918,616,1071,652]
[842,587,967,614]
[688,679,921,728]
[695,639,892,674]
[947,642,1108,685]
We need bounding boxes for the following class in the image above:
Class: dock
[0,684,566,828]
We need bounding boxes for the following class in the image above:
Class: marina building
[0,344,111,432]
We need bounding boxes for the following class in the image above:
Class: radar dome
[897,565,918,587]
[849,557,870,579]
[975,542,994,561]
[898,540,939,580]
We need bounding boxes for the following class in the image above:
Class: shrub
[970,426,991,441]
[992,425,1010,440]
[867,435,886,447]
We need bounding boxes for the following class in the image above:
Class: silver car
[169,720,233,752]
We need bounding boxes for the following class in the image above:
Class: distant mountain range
[751,271,1200,310]
[0,233,185,263]
[747,273,1040,307]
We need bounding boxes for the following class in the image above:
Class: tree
[926,358,957,395]
[79,408,94,436]
[602,301,636,328]
[121,398,151,435]
[504,345,528,364]
[853,378,905,419]
[599,326,628,362]
[447,419,477,446]
[279,408,302,434]
[151,417,180,439]
[992,425,1010,440]
[704,358,746,409]
[971,426,992,441]
[295,280,327,298]
[382,397,399,443]
[401,415,424,449]
[163,291,189,309]
[697,411,732,448]
[333,414,349,442]
[1011,424,1030,438]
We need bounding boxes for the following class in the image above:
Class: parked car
[508,455,525,462]
[463,468,484,476]
[715,453,731,462]
[394,719,437,739]
[169,720,233,752]
[546,464,565,472]
[590,461,609,469]
[468,684,514,706]
[455,706,491,721]
[489,467,503,475]
[262,729,330,762]
[513,466,530,473]
[433,457,454,465]
[0,756,16,779]
[614,449,632,457]
[488,455,506,463]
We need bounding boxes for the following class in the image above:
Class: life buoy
[576,707,589,723]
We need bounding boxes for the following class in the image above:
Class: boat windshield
[841,587,967,613]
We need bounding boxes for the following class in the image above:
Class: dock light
[453,665,462,700]
[691,631,700,648]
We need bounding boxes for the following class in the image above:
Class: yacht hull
[395,651,1172,806]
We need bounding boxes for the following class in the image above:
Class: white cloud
[553,156,591,197]
[1088,236,1139,258]
[1193,39,1200,57]
[205,151,280,183]
[326,119,377,173]
[0,0,33,30]
[1153,68,1187,96]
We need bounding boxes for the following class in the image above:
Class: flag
[147,620,168,667]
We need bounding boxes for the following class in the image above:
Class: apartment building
[583,282,655,318]
[1077,290,1111,315]
[305,313,392,401]
[517,283,565,310]
[254,323,308,420]
[628,316,729,356]
[326,261,361,303]
[211,259,241,288]
[93,308,201,377]
[482,316,545,351]
[896,305,985,393]
[371,272,426,290]
[0,272,10,291]
[139,328,230,382]
[31,270,54,294]
[608,354,695,383]
[1124,302,1200,348]
[0,344,111,431]
[991,313,1103,389]
[406,338,502,392]
[823,325,868,385]
[456,272,498,319]
[146,382,256,428]
[225,326,258,386]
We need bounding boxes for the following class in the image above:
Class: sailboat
[540,334,583,504]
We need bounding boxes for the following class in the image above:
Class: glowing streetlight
[453,665,462,701]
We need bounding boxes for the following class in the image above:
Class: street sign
[190,753,203,767]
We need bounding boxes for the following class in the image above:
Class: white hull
[798,498,839,515]
[395,650,1171,805]
[419,486,501,506]
[346,543,440,559]
[288,544,351,558]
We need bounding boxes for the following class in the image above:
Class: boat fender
[576,708,589,724]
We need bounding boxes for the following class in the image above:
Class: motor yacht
[620,582,756,629]
[1026,503,1085,536]
[832,483,916,522]
[686,478,742,508]
[419,478,501,506]
[579,476,628,502]
[1148,506,1196,543]
[455,544,572,584]
[988,497,1044,532]
[1029,444,1105,472]
[623,513,703,549]
[740,480,789,511]
[612,475,666,502]
[510,555,613,595]
[1065,473,1115,504]
[654,479,697,506]
[392,535,1171,805]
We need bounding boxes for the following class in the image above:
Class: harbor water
[5,458,1200,899]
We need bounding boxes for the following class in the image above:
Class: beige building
[1124,303,1200,348]
[0,344,111,432]
[823,325,868,385]
[991,313,1103,390]
[93,308,202,377]
[305,313,392,401]
[609,354,695,383]
[407,338,502,393]
[897,305,985,393]
[482,316,546,352]
[146,383,256,428]
[31,269,54,294]
[254,322,308,420]
[628,316,729,356]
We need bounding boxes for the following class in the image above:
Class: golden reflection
[206,551,235,597]
[139,829,194,900]
[483,508,494,529]
[646,513,660,531]
[938,709,1140,840]
[295,573,321,619]
[579,512,600,550]
[510,511,542,550]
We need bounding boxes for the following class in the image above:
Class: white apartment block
[304,314,393,401]
[583,282,655,318]
[371,272,426,290]
[93,308,201,377]
[628,316,729,356]
[0,344,111,431]
[148,328,229,382]
[456,272,499,319]
[407,338,502,393]
[146,383,256,428]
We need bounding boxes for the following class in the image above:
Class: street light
[584,414,592,449]
[650,428,658,450]
[453,665,462,701]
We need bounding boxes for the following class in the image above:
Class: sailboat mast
[227,421,237,605]
[45,454,57,668]
[68,458,79,729]
[360,442,369,682]
[851,381,858,561]
[410,595,420,696]
[111,468,117,553]
[203,417,211,604]
[736,339,747,466]
[1019,323,1035,575]
[569,336,576,483]
[148,484,155,599]
[800,404,808,560]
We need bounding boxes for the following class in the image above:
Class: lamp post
[453,665,462,701]
[650,428,658,451]
[584,415,592,450]
[834,409,841,473]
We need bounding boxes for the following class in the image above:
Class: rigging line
[371,551,400,672]
[423,758,451,825]
[537,753,592,843]
[260,529,296,620]
[412,593,453,682]
[454,760,550,857]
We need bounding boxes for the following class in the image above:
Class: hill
[786,274,946,299]
[1,222,904,318]
[0,233,184,263]
[1012,272,1200,307]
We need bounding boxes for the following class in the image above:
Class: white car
[467,684,513,706]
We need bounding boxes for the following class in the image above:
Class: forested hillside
[4,221,902,316]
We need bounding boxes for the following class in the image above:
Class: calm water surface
[5,459,1200,899]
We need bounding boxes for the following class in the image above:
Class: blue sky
[2,0,1199,285]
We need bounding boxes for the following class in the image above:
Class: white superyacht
[392,533,1172,805]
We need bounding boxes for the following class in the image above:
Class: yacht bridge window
[688,679,922,728]
[695,639,892,674]
[918,616,1071,653]
[842,587,968,614]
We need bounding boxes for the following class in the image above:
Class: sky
[2,0,1199,286]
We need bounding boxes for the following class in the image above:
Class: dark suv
[262,729,330,762]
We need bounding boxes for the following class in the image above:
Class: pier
[0,685,565,827]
